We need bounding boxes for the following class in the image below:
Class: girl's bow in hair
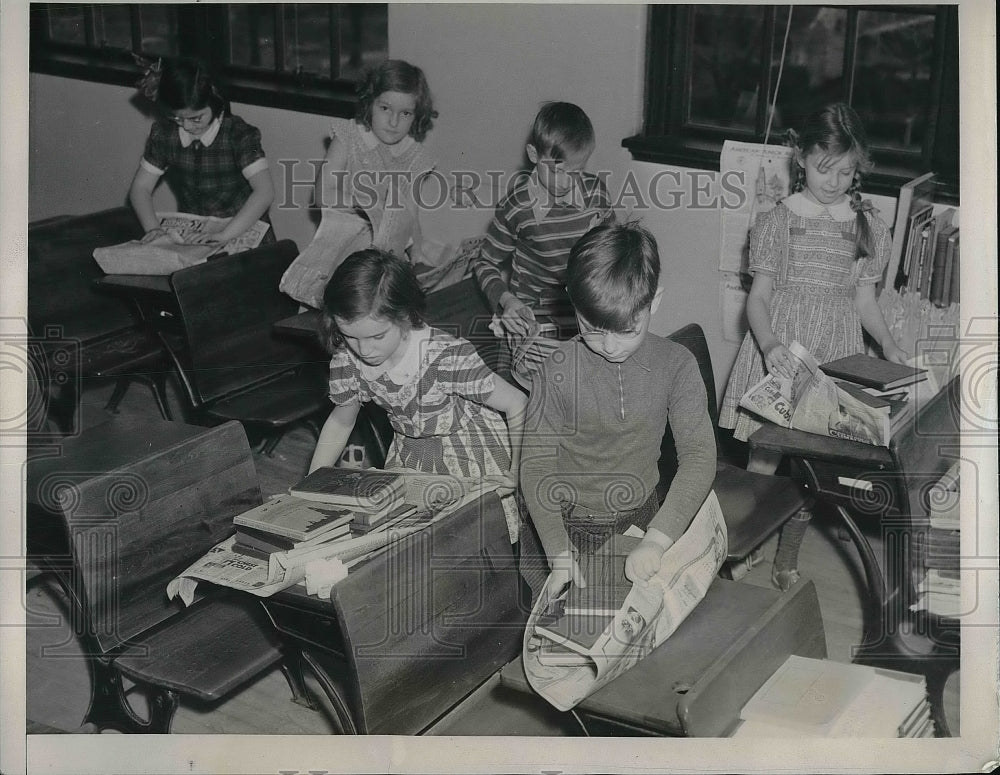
[134,54,163,100]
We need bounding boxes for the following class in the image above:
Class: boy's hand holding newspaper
[625,528,674,587]
[545,549,586,599]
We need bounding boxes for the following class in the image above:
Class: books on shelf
[820,353,927,391]
[289,467,406,512]
[732,655,932,738]
[232,494,357,543]
[888,172,936,290]
[929,223,960,306]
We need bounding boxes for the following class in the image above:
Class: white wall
[389,3,646,244]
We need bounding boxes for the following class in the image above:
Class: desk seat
[501,578,827,737]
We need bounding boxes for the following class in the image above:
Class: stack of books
[289,467,420,536]
[821,354,929,436]
[532,535,641,665]
[232,495,356,559]
[232,468,419,560]
[913,463,961,618]
[731,655,934,738]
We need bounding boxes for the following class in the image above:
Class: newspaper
[166,474,500,605]
[739,341,891,446]
[93,211,270,275]
[523,490,727,711]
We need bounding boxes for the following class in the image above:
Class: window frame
[29,3,384,118]
[624,4,959,204]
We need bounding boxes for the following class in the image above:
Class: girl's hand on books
[883,342,909,365]
[764,342,796,380]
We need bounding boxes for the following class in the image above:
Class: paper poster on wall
[720,271,750,344]
[719,141,793,273]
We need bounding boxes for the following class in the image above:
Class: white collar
[179,115,222,148]
[784,191,856,222]
[359,125,415,157]
[527,170,583,221]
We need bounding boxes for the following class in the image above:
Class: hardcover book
[534,535,642,655]
[887,172,935,290]
[289,467,406,512]
[349,504,423,534]
[232,494,356,542]
[820,354,927,391]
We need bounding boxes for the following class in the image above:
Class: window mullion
[329,5,342,81]
[273,5,286,74]
[843,9,860,106]
[82,5,96,49]
[757,6,778,138]
[129,5,142,56]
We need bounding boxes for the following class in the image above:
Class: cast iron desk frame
[747,376,961,733]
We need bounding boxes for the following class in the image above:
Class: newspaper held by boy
[523,491,727,711]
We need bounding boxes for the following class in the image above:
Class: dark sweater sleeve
[647,349,717,541]
[518,366,572,560]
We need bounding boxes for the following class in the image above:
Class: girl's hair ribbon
[134,54,163,100]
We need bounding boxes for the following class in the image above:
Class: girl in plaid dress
[310,249,527,540]
[719,103,906,590]
[128,57,274,246]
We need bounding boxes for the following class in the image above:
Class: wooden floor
[24,375,959,736]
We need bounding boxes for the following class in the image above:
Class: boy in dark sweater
[518,222,716,600]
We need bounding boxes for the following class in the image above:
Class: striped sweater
[473,173,613,316]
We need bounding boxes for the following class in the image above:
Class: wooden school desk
[262,491,527,734]
[747,375,961,732]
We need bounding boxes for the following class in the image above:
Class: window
[626,5,959,202]
[30,3,389,117]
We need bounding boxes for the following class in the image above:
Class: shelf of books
[879,173,961,385]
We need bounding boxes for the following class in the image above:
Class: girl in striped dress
[719,103,906,590]
[310,248,527,540]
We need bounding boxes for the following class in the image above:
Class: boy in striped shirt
[473,102,614,387]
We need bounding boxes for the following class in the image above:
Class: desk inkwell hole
[672,681,692,695]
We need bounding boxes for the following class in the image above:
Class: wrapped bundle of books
[532,535,647,666]
[731,655,934,738]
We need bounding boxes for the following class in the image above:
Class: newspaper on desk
[739,341,892,446]
[523,490,727,711]
[93,211,270,275]
[166,471,497,606]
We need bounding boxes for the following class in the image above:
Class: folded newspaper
[166,471,498,605]
[93,211,270,275]
[522,490,727,711]
[740,341,891,446]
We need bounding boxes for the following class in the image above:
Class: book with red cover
[820,354,927,391]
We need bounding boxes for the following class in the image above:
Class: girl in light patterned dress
[719,103,906,590]
[281,59,437,308]
[309,249,527,540]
